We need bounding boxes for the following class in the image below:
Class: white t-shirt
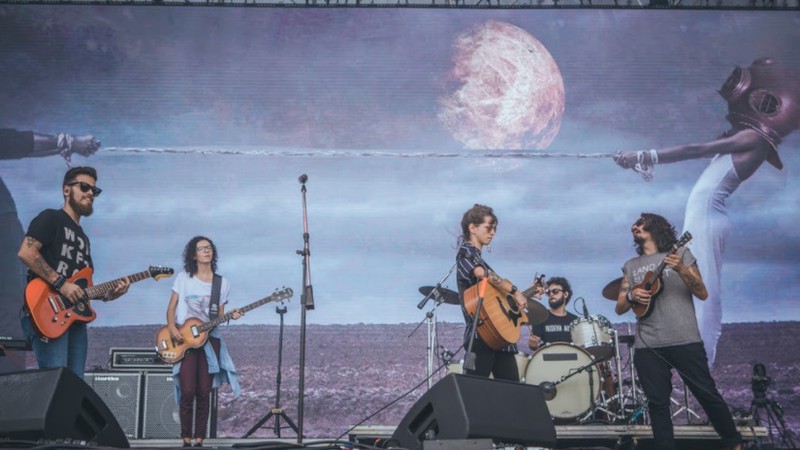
[171,271,230,326]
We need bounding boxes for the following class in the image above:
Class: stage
[116,424,771,449]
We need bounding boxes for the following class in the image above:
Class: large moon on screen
[438,21,565,150]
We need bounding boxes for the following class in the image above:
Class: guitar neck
[86,270,152,299]
[521,285,538,299]
[196,294,282,333]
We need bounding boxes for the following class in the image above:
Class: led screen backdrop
[1,5,798,439]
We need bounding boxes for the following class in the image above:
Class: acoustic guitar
[630,231,693,320]
[155,287,293,364]
[462,276,545,351]
[25,266,174,339]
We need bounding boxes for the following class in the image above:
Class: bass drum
[446,352,529,381]
[524,342,601,421]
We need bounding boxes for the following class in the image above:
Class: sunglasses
[546,288,563,296]
[67,181,102,197]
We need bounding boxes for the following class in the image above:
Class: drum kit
[416,276,653,425]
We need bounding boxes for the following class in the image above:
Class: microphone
[580,297,589,319]
[440,347,454,361]
[298,174,308,184]
[539,381,557,401]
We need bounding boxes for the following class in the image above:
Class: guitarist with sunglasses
[17,166,130,377]
[615,213,742,450]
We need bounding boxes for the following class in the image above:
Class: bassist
[166,236,242,448]
[456,204,527,381]
[17,166,130,377]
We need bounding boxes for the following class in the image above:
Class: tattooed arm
[18,236,85,304]
[18,236,58,283]
[475,268,526,309]
[664,253,708,300]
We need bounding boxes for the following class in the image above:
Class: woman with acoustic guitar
[165,236,242,448]
[455,204,528,381]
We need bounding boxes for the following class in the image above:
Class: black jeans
[634,342,741,450]
[464,338,519,381]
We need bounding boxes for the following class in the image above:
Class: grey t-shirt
[623,247,702,349]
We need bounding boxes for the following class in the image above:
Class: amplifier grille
[83,372,142,439]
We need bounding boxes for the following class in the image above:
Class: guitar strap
[209,274,222,320]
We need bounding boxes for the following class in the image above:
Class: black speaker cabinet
[141,372,216,439]
[0,367,129,448]
[84,372,142,439]
[392,374,556,450]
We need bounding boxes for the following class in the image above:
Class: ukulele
[629,232,692,319]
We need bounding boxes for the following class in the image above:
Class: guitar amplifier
[141,373,216,439]
[109,347,171,372]
[83,372,142,439]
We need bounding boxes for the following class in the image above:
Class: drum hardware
[671,384,702,423]
[410,264,457,389]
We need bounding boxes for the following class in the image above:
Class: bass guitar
[25,266,174,339]
[630,231,693,320]
[155,287,293,364]
[462,275,545,351]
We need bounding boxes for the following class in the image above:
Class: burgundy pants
[178,337,220,439]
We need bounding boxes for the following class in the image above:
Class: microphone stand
[296,174,314,444]
[242,306,298,438]
[463,278,488,372]
[408,263,457,389]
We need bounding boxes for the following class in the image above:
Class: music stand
[242,306,299,438]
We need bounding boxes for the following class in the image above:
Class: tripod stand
[243,306,299,438]
[749,395,796,449]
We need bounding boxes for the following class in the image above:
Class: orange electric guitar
[155,287,293,364]
[630,231,693,320]
[462,275,546,351]
[25,266,174,339]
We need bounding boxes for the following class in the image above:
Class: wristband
[626,290,635,304]
[510,285,518,295]
[52,275,66,290]
[649,149,659,165]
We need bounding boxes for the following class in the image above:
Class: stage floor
[123,424,768,449]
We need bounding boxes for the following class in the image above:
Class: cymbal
[525,299,550,325]
[418,286,459,305]
[602,277,623,301]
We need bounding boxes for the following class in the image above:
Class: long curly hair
[635,213,677,255]
[182,235,218,276]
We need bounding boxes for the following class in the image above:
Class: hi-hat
[602,277,623,301]
[525,299,550,325]
[418,286,459,305]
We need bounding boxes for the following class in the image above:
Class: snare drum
[446,352,529,381]
[524,342,601,421]
[570,315,613,359]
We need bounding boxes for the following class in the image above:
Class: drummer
[527,276,578,351]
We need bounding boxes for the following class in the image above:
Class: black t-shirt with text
[531,311,578,346]
[25,209,92,282]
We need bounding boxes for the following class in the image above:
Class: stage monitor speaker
[84,372,142,439]
[391,374,556,450]
[0,367,129,448]
[141,372,216,439]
